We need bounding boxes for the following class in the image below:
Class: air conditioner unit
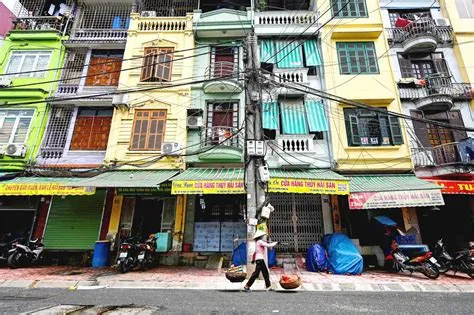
[187,116,203,129]
[0,77,12,87]
[0,145,4,156]
[435,18,450,27]
[4,143,27,157]
[141,11,156,17]
[112,94,129,107]
[161,142,182,156]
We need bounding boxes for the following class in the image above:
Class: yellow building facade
[320,0,412,172]
[440,0,474,104]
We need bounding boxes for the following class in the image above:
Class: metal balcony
[398,75,474,113]
[386,18,453,53]
[202,61,243,93]
[412,140,473,169]
[65,29,128,47]
[198,126,243,162]
[12,16,71,33]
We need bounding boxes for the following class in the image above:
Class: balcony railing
[277,135,315,154]
[399,75,474,100]
[205,61,240,80]
[12,16,71,33]
[255,11,319,25]
[68,29,128,42]
[56,84,79,95]
[134,15,191,32]
[386,18,453,45]
[40,147,64,159]
[412,140,473,167]
[274,69,308,84]
[202,126,242,149]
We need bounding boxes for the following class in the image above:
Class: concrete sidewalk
[0,265,472,292]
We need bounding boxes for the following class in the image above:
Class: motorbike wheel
[140,260,149,271]
[437,260,449,274]
[119,260,129,273]
[7,252,23,269]
[422,261,440,279]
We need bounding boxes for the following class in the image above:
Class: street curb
[0,279,473,292]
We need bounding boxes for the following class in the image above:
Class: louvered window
[130,110,167,151]
[344,108,403,146]
[337,42,379,74]
[332,0,368,18]
[43,107,73,149]
[398,53,450,79]
[141,47,174,82]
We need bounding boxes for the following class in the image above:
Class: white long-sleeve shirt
[254,239,277,260]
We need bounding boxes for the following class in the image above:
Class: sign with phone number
[0,183,95,196]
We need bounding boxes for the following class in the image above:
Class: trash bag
[306,244,327,272]
[322,233,363,275]
[268,247,277,267]
[232,242,247,266]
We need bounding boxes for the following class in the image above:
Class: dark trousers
[246,259,271,288]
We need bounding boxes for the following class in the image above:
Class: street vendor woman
[243,230,278,291]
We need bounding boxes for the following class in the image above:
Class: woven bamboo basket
[225,271,247,283]
[279,276,301,289]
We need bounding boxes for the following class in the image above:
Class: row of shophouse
[0,0,473,265]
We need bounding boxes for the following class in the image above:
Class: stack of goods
[225,264,247,282]
[279,274,301,289]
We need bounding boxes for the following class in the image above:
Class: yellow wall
[320,0,412,172]
[105,13,194,170]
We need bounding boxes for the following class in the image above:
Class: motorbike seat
[0,243,7,248]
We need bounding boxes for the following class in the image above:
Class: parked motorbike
[0,235,25,263]
[7,239,44,269]
[137,234,157,271]
[433,239,474,278]
[387,240,440,279]
[118,235,157,273]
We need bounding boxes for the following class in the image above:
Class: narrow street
[0,287,473,314]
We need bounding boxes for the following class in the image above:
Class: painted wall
[320,0,412,171]
[0,31,66,171]
[105,13,194,170]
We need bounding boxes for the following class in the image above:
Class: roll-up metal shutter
[43,190,106,250]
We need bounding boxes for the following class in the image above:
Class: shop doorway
[268,194,324,253]
[131,197,163,241]
[0,197,38,242]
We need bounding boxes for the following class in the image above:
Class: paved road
[0,288,473,314]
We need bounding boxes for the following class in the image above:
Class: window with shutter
[410,110,431,148]
[130,110,167,151]
[332,0,368,18]
[336,42,378,74]
[140,48,174,82]
[448,110,467,142]
[344,107,401,147]
[85,50,124,86]
[70,108,113,151]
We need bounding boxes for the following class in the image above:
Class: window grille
[42,107,73,148]
[137,0,198,17]
[12,0,74,17]
[60,48,87,85]
[78,3,132,29]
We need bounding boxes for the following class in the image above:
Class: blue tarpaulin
[373,216,397,227]
[232,242,247,266]
[306,244,327,272]
[322,233,363,275]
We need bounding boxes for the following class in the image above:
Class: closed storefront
[0,197,38,241]
[43,190,106,250]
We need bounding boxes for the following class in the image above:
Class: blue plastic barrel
[92,241,110,268]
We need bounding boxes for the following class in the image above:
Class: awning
[268,169,350,195]
[305,99,328,132]
[171,168,245,194]
[260,40,276,64]
[425,179,474,195]
[280,99,308,134]
[303,40,322,66]
[275,40,303,68]
[0,177,95,196]
[348,175,444,210]
[70,170,179,188]
[261,101,280,130]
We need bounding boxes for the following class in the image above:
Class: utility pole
[245,32,266,274]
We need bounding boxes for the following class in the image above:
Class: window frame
[337,42,379,75]
[0,109,35,144]
[69,107,113,151]
[332,0,368,18]
[5,51,52,78]
[140,47,174,82]
[130,109,167,151]
[344,108,403,147]
[398,52,449,79]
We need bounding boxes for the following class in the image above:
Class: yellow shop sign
[0,183,96,196]
[268,178,349,195]
[171,180,245,194]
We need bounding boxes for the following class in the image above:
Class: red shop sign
[426,180,474,195]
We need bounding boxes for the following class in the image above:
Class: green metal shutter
[303,40,322,67]
[349,115,361,145]
[261,102,280,130]
[260,40,276,64]
[304,99,328,132]
[43,190,106,250]
[389,116,404,145]
[280,100,308,134]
